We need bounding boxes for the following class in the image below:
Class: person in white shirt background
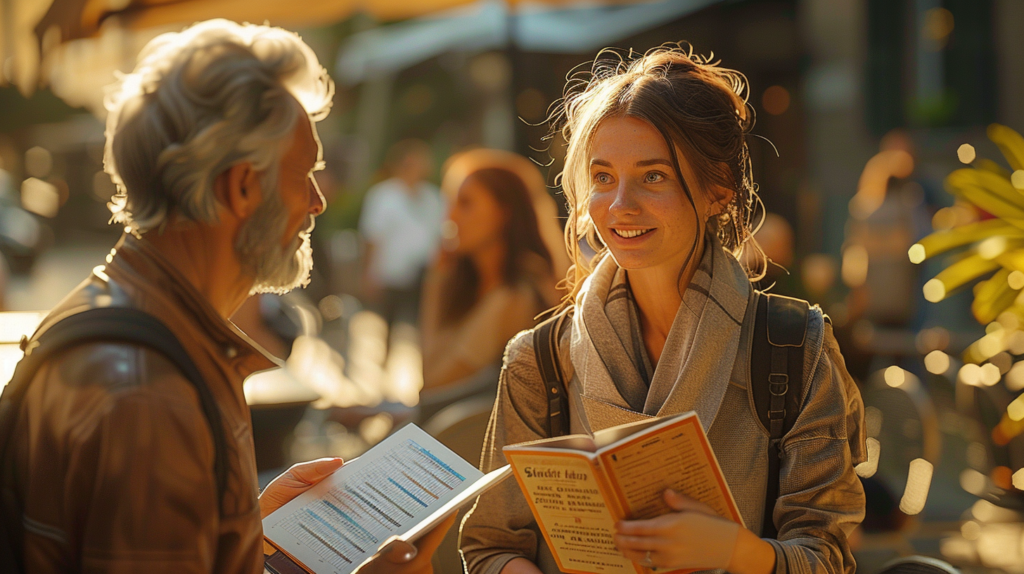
[359,139,445,326]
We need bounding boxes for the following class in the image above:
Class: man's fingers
[663,489,716,516]
[418,513,457,551]
[380,540,418,564]
[286,457,344,485]
[377,513,456,566]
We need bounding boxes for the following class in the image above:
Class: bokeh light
[1012,169,1024,190]
[924,350,950,374]
[761,85,790,116]
[884,365,906,388]
[923,278,946,303]
[959,363,982,386]
[841,244,869,288]
[957,143,976,164]
[900,458,934,515]
[855,437,880,478]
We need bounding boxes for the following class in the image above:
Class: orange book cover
[503,412,742,574]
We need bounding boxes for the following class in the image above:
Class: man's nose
[310,176,326,216]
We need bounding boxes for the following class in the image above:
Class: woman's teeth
[613,228,651,239]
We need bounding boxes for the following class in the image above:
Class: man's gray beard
[236,190,315,296]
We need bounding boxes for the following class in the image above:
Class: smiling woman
[460,43,867,574]
[555,45,763,302]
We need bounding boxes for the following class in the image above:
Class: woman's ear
[215,162,263,220]
[706,185,734,218]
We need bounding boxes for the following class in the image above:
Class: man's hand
[355,513,457,574]
[258,457,344,519]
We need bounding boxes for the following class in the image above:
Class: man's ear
[215,162,263,220]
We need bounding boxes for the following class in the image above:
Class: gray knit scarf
[570,237,752,431]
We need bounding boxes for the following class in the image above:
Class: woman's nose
[608,182,641,216]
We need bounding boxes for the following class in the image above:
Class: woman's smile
[611,227,655,239]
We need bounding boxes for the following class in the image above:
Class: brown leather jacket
[1,235,277,573]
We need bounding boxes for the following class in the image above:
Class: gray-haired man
[0,19,448,574]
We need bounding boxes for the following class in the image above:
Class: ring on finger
[639,550,655,569]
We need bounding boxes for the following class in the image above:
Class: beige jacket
[460,258,867,574]
[1,235,277,573]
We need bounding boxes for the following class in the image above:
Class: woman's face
[447,177,506,255]
[587,115,724,273]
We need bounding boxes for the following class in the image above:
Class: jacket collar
[105,234,279,377]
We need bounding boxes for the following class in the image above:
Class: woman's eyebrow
[636,159,672,167]
[590,158,672,168]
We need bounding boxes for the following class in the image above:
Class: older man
[0,20,448,573]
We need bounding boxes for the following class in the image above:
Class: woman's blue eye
[644,172,664,183]
[595,173,612,185]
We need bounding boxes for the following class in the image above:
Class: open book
[263,424,511,574]
[503,411,741,574]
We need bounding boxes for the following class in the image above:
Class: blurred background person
[359,139,444,327]
[420,149,567,391]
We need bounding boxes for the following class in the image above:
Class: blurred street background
[2,0,1024,572]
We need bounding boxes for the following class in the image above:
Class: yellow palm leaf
[988,123,1024,171]
[923,253,999,302]
[913,124,1024,367]
[909,219,1021,263]
[972,268,1018,324]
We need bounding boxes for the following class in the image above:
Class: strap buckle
[768,408,786,420]
[768,373,788,396]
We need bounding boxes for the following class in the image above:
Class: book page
[513,434,600,452]
[598,416,742,525]
[263,424,484,574]
[505,451,638,574]
[592,417,668,449]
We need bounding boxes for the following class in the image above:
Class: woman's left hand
[614,489,741,571]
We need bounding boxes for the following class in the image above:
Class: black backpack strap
[0,307,228,509]
[533,310,571,437]
[750,293,808,539]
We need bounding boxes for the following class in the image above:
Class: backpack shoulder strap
[532,310,571,437]
[750,293,809,539]
[0,307,228,507]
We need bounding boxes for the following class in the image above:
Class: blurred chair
[423,395,495,574]
[854,367,946,568]
[417,363,500,425]
[876,556,960,574]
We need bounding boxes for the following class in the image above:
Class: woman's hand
[354,513,458,574]
[614,489,773,574]
[258,457,344,519]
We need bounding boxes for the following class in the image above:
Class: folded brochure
[503,411,742,574]
[263,423,511,574]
